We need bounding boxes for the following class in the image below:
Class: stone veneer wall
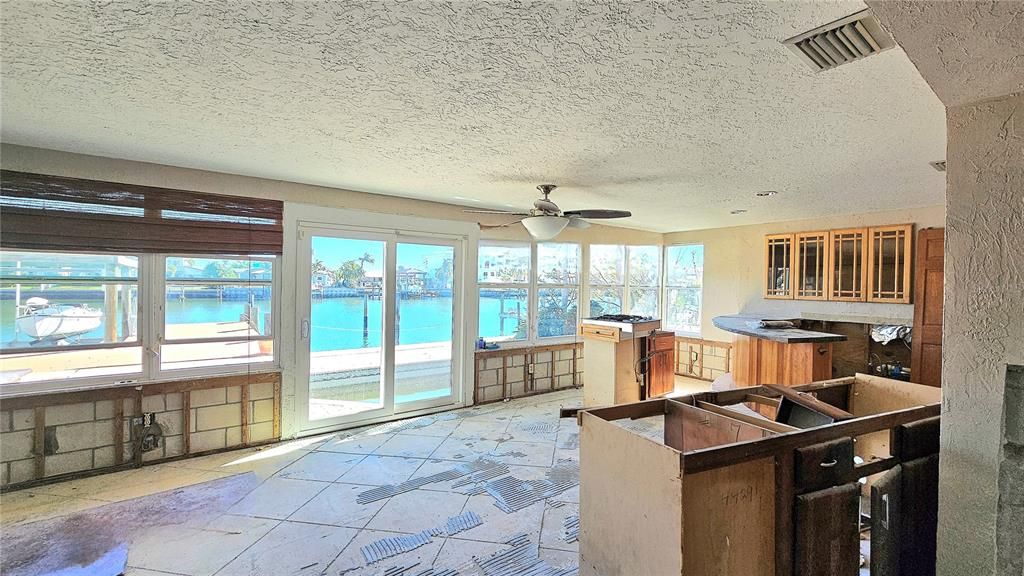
[1,371,280,488]
[474,343,583,404]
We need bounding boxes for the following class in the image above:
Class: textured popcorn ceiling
[0,0,945,232]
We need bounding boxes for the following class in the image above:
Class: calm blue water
[0,296,521,352]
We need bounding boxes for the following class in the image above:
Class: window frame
[154,253,281,380]
[662,243,704,336]
[587,244,626,317]
[587,244,663,318]
[536,242,581,341]
[625,245,662,317]
[477,240,581,347]
[477,241,532,344]
[0,249,281,397]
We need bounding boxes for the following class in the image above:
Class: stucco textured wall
[939,91,1024,576]
[867,0,1024,107]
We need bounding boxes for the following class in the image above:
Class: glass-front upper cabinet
[867,224,913,303]
[764,234,794,299]
[794,231,830,300]
[829,228,867,301]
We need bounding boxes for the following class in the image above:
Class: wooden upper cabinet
[794,231,830,300]
[867,224,913,303]
[765,233,795,299]
[829,228,867,302]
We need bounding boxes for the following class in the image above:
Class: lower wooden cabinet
[795,483,862,576]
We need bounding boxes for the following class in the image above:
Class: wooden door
[911,228,944,387]
[867,224,914,303]
[765,234,795,299]
[794,231,830,300]
[829,228,867,301]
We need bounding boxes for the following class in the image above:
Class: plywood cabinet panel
[794,231,830,300]
[867,224,913,303]
[765,233,795,299]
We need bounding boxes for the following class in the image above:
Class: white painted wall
[936,91,1024,576]
[663,205,946,341]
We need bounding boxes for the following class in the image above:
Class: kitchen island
[713,314,846,388]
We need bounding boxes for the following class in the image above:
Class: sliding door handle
[301,319,310,340]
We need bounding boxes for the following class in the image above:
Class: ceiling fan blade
[566,217,591,229]
[463,209,531,215]
[479,217,526,230]
[562,209,632,219]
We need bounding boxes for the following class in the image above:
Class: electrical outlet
[528,363,535,374]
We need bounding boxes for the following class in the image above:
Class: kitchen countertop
[712,314,848,344]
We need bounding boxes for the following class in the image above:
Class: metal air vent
[783,9,896,72]
[929,161,946,172]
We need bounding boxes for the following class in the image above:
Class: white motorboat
[15,297,103,342]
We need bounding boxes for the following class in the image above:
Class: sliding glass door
[298,227,460,431]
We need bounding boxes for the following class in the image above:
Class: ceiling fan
[464,184,632,240]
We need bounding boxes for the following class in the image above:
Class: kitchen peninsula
[713,314,847,387]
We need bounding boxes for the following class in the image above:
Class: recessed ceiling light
[730,209,748,215]
[755,191,778,197]
[453,196,482,203]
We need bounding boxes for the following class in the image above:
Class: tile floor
[1,389,591,576]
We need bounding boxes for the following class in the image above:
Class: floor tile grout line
[209,471,335,576]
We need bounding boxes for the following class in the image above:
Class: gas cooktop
[587,314,654,323]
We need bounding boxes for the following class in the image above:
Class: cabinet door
[764,233,794,299]
[867,224,913,303]
[794,483,861,576]
[794,231,830,300]
[829,228,867,301]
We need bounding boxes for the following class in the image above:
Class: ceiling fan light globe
[521,216,568,240]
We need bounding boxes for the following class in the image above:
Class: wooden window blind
[0,170,283,255]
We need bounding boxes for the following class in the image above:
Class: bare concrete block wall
[1,372,281,488]
[1,409,37,485]
[475,343,583,404]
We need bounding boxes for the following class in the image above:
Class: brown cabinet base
[732,335,833,388]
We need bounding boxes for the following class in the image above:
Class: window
[478,243,530,342]
[477,241,581,344]
[0,171,284,394]
[161,256,275,371]
[0,251,142,384]
[588,245,625,316]
[0,250,278,392]
[537,243,580,338]
[627,246,661,317]
[588,245,662,317]
[664,244,704,334]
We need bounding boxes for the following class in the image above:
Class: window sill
[0,367,283,400]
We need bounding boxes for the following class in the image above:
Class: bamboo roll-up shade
[0,171,283,255]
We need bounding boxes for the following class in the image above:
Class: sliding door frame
[284,203,478,437]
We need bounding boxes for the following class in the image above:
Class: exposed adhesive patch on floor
[361,511,484,564]
[473,533,578,576]
[513,421,560,434]
[450,464,511,488]
[357,459,506,504]
[562,514,580,543]
[380,562,421,575]
[469,461,579,513]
